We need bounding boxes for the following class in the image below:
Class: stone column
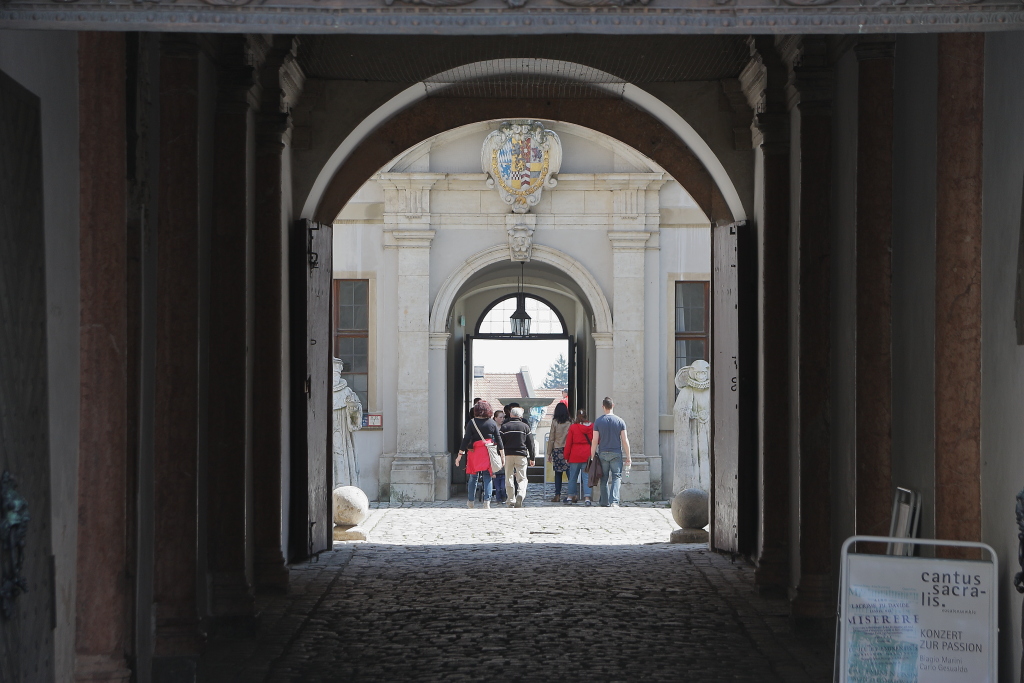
[381,174,441,501]
[429,332,451,500]
[252,38,303,593]
[743,37,791,596]
[934,33,984,560]
[206,37,258,628]
[75,31,132,683]
[591,332,615,414]
[782,36,835,622]
[855,39,896,548]
[152,36,203,674]
[608,224,651,502]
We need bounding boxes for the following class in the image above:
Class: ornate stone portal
[673,360,710,495]
[482,120,561,214]
[333,359,363,489]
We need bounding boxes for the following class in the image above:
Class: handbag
[584,432,602,488]
[472,419,504,474]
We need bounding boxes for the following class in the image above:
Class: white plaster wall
[0,30,80,682]
[981,30,1024,683]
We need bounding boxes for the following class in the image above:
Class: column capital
[607,231,651,251]
[778,36,833,115]
[592,332,614,349]
[428,332,450,350]
[386,229,436,249]
[743,37,791,153]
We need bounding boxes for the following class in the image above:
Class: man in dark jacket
[499,407,535,508]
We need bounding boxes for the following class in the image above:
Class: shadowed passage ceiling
[298,35,750,98]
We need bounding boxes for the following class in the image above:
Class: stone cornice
[428,332,451,350]
[592,332,615,349]
[4,3,1024,34]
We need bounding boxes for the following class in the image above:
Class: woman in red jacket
[562,409,594,505]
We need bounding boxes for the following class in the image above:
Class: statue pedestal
[670,528,709,544]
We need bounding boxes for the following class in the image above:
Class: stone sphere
[333,486,369,526]
[671,488,709,529]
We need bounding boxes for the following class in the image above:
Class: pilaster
[854,38,896,551]
[206,34,260,630]
[251,36,301,594]
[607,229,651,502]
[153,35,204,677]
[75,30,133,683]
[384,176,439,502]
[934,33,984,560]
[782,35,836,623]
[745,36,792,597]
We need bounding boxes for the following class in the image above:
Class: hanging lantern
[510,294,531,337]
[509,263,531,337]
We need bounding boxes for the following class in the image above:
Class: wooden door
[710,221,757,555]
[0,69,54,681]
[289,219,333,560]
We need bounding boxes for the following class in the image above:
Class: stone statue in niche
[333,359,364,489]
[673,360,711,495]
[507,223,535,262]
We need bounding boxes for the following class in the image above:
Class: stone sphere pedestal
[670,488,709,544]
[333,486,370,541]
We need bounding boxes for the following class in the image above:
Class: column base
[791,571,834,626]
[209,571,255,617]
[75,654,132,683]
[389,454,435,502]
[254,547,289,594]
[754,546,789,598]
[432,452,450,501]
[618,454,651,502]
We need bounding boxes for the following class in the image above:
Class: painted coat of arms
[481,121,561,214]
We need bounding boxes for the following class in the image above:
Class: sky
[472,338,568,386]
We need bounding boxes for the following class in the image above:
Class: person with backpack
[563,409,594,505]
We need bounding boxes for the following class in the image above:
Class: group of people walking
[455,396,631,509]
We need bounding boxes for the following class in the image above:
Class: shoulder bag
[472,419,504,474]
[584,431,602,488]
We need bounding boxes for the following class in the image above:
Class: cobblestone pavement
[198,485,833,682]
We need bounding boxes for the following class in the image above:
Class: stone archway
[429,244,613,336]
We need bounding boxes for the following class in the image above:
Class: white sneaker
[514,495,524,508]
[610,502,619,508]
[467,501,475,509]
[483,500,491,509]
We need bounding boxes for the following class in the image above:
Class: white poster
[840,553,997,683]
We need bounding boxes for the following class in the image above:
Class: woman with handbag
[546,402,572,502]
[563,409,595,506]
[455,399,504,509]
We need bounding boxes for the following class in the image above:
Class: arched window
[475,294,567,338]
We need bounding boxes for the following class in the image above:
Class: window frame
[673,280,710,375]
[473,292,569,340]
[332,278,370,409]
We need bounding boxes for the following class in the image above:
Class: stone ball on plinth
[671,488,709,529]
[333,486,369,526]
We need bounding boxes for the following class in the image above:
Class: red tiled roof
[473,373,524,414]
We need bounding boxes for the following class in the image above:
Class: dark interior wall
[829,47,857,586]
[980,30,1024,683]
[0,29,80,683]
[891,34,938,544]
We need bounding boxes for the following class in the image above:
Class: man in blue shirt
[590,396,631,507]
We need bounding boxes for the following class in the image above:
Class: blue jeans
[467,470,493,501]
[598,451,623,506]
[566,462,592,499]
